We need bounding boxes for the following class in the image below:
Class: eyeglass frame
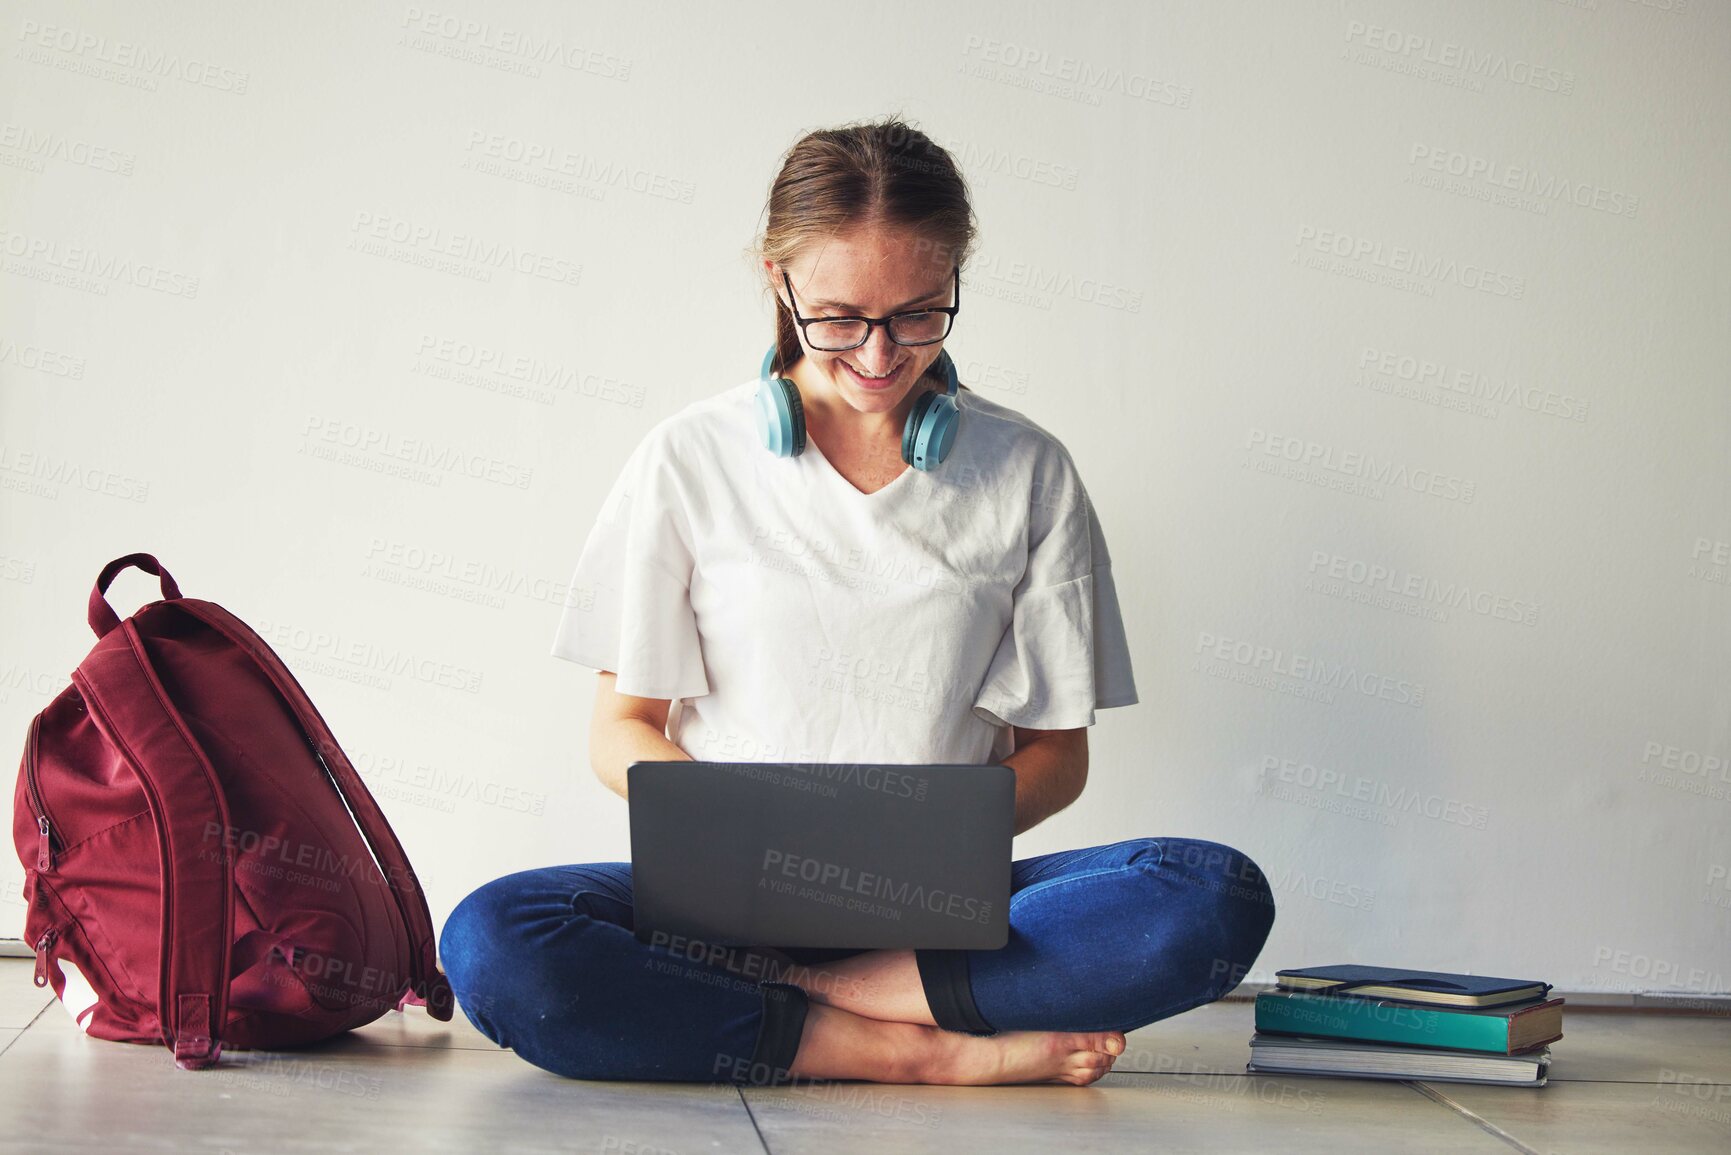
[779,264,961,351]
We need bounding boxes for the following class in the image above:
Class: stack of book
[1246,965,1563,1087]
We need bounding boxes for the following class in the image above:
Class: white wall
[2,0,1726,995]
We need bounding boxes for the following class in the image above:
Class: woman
[439,117,1276,1088]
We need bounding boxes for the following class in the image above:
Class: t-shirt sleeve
[971,448,1138,731]
[549,423,711,702]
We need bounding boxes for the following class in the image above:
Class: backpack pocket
[25,870,150,1042]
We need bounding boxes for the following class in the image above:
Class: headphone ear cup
[906,391,960,471]
[782,375,806,457]
[902,389,935,466]
[756,372,807,457]
[777,375,806,457]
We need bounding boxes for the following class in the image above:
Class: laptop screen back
[628,761,1014,949]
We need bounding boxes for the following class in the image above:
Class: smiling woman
[439,114,1275,1094]
[754,124,976,459]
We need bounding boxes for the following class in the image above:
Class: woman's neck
[789,356,926,450]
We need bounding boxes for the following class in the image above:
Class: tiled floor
[1,957,1726,1154]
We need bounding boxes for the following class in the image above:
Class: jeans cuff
[915,948,996,1035]
[741,981,809,1085]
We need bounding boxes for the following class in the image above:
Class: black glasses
[781,265,960,352]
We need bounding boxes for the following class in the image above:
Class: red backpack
[10,553,453,1069]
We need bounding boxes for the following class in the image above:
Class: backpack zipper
[33,927,58,988]
[23,714,58,871]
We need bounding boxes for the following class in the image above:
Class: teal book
[1253,988,1564,1055]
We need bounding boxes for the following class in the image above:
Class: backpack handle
[90,553,183,639]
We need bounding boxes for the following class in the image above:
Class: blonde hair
[748,114,977,391]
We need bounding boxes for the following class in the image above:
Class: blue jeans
[438,836,1276,1084]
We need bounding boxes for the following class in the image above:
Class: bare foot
[787,1001,1126,1087]
[919,1026,1128,1087]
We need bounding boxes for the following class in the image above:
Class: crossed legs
[438,836,1276,1086]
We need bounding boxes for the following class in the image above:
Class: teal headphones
[756,344,963,471]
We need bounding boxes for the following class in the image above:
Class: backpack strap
[171,600,454,1021]
[72,621,233,1070]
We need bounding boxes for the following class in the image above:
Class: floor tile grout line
[1542,1077,1731,1086]
[0,999,60,1061]
[1106,1069,1731,1086]
[284,1043,512,1054]
[1410,1082,1543,1155]
[735,1086,775,1155]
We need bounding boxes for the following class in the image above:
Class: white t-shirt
[551,376,1138,766]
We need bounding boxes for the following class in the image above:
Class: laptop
[628,760,1014,950]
